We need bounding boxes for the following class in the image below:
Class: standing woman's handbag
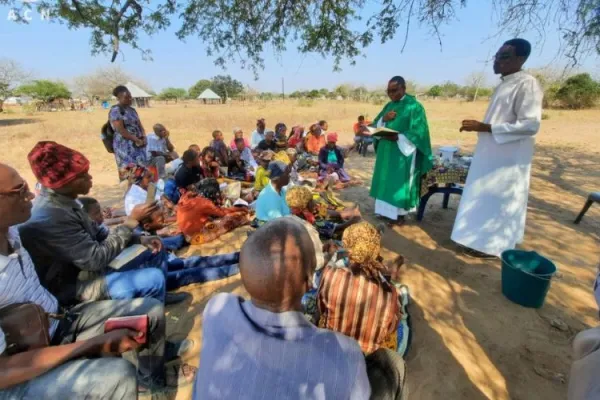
[0,303,52,355]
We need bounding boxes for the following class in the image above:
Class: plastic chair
[574,192,600,224]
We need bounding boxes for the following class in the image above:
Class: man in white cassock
[451,38,543,257]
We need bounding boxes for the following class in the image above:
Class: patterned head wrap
[286,186,313,209]
[342,221,385,280]
[274,122,287,137]
[28,141,90,189]
[123,164,149,185]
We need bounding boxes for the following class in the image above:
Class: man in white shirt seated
[0,162,196,397]
[147,123,179,179]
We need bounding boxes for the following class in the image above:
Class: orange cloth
[305,134,326,154]
[176,192,244,236]
[353,121,371,134]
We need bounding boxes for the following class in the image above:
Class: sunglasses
[0,182,33,199]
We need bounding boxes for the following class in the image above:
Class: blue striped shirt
[194,293,371,399]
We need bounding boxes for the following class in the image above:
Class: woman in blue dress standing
[109,85,148,180]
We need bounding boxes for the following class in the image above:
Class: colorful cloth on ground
[190,214,249,245]
[28,141,90,189]
[254,166,270,191]
[306,134,326,154]
[176,191,244,237]
[370,95,434,210]
[109,105,147,170]
[255,183,290,222]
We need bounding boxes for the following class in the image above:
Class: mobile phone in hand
[104,315,149,344]
[146,182,156,204]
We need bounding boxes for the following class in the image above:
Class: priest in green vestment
[370,76,433,223]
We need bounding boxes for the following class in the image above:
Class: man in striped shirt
[194,216,371,399]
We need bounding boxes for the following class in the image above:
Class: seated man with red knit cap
[19,141,240,308]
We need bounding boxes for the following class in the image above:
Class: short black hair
[197,178,221,203]
[319,120,327,126]
[234,137,245,145]
[112,85,129,97]
[389,76,406,87]
[212,130,222,139]
[182,149,198,163]
[79,197,99,212]
[358,115,365,121]
[504,38,532,59]
[201,146,215,157]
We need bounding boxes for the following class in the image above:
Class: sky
[1,1,598,93]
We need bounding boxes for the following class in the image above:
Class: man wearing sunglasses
[369,76,434,225]
[452,38,544,258]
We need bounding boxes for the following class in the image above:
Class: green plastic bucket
[501,250,557,308]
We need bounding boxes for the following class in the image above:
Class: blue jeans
[166,251,240,290]
[161,234,186,251]
[105,246,240,301]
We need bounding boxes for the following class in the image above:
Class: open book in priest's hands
[366,126,399,137]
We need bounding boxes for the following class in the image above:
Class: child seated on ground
[234,137,257,175]
[200,147,221,179]
[316,221,411,356]
[167,144,201,176]
[79,197,110,241]
[123,164,162,215]
[209,130,229,168]
[228,150,253,181]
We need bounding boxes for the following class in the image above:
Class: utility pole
[281,77,285,102]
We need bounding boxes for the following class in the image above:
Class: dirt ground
[1,100,599,399]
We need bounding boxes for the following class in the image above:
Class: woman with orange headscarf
[304,123,326,155]
[318,132,350,183]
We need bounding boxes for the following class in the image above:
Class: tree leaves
[1,0,599,76]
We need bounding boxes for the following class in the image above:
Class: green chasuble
[369,95,433,210]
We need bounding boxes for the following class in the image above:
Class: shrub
[298,98,314,107]
[556,73,600,109]
[541,112,550,120]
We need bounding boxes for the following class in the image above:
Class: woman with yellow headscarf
[316,221,411,355]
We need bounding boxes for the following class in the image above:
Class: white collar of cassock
[501,70,526,82]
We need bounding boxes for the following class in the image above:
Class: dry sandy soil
[1,100,599,399]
